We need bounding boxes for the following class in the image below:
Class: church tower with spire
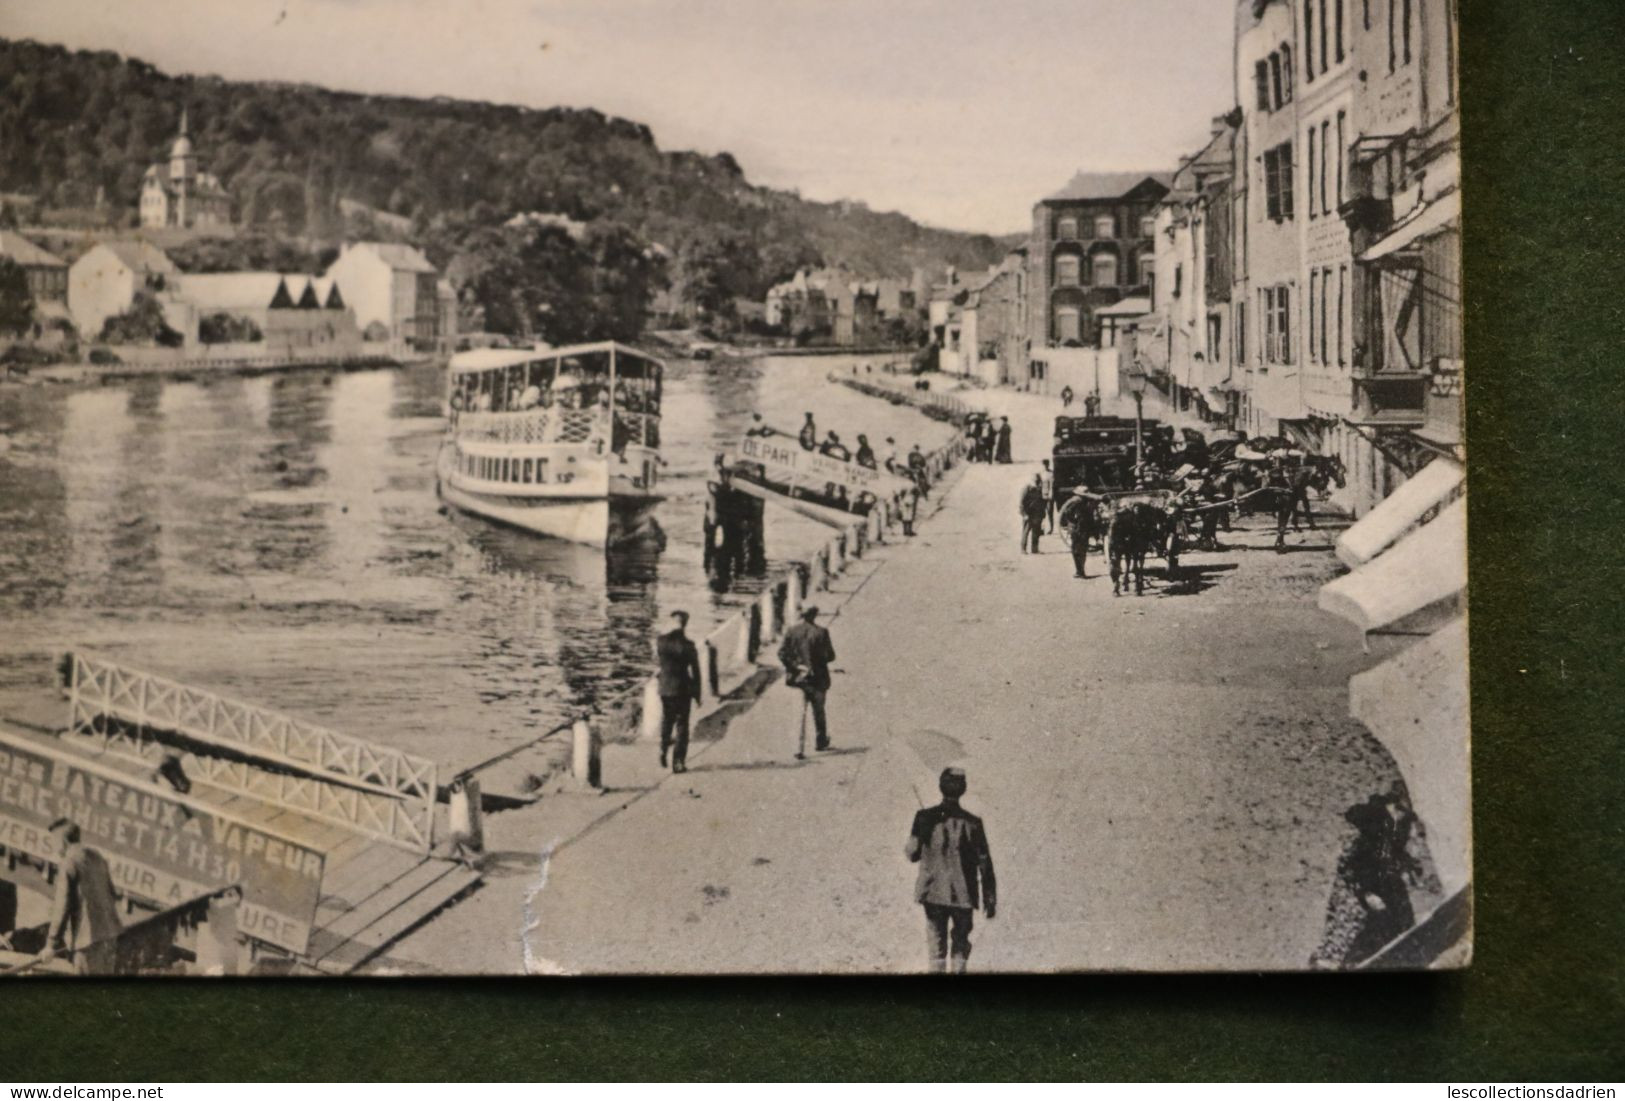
[139,106,232,230]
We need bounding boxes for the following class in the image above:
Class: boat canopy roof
[449,341,663,379]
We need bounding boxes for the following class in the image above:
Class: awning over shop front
[1361,189,1462,263]
[1349,616,1471,898]
[1336,457,1465,568]
[1319,496,1466,633]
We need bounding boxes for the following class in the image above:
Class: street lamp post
[1127,365,1149,478]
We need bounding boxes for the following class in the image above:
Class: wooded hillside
[0,37,1007,325]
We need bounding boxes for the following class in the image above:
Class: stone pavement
[393,382,1406,974]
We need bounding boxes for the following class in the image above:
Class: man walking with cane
[779,605,835,758]
[905,767,996,973]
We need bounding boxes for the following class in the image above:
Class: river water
[0,353,950,768]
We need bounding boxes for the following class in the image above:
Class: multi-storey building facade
[1236,0,1305,438]
[1151,116,1238,426]
[1027,172,1169,354]
[1296,0,1360,442]
[1337,0,1462,512]
[1227,0,1460,513]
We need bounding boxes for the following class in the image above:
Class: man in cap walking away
[906,768,996,974]
[656,610,703,772]
[778,605,836,758]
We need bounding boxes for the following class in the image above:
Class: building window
[1054,306,1081,344]
[1363,0,1370,30]
[1335,0,1345,61]
[1142,253,1156,300]
[1335,110,1346,208]
[1264,142,1295,220]
[1320,266,1330,365]
[1278,286,1292,364]
[1320,0,1330,74]
[1308,127,1318,218]
[1207,315,1222,361]
[1320,119,1330,214]
[1403,0,1413,64]
[1447,0,1458,102]
[1308,270,1318,362]
[1262,289,1274,363]
[1237,300,1247,363]
[1255,60,1271,110]
[1092,252,1119,287]
[1270,53,1284,110]
[1056,215,1077,239]
[1304,0,1315,81]
[1140,215,1156,237]
[1337,263,1347,367]
[1055,254,1081,286]
[1094,215,1116,238]
[1281,45,1294,103]
[1389,0,1397,71]
[1173,263,1184,298]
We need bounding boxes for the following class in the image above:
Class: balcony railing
[1350,373,1427,426]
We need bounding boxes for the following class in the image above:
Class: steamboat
[437,341,665,547]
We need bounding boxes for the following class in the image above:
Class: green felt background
[2,0,1622,1081]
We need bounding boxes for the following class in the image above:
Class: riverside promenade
[395,383,1410,975]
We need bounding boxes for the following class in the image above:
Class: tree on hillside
[168,233,325,274]
[0,257,35,335]
[452,218,665,345]
[671,227,757,322]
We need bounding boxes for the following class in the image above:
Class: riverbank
[9,348,415,387]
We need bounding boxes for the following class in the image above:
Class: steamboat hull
[436,446,658,547]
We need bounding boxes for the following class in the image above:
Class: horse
[1107,501,1174,596]
[1058,492,1107,578]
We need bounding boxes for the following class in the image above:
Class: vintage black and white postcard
[0,0,1467,975]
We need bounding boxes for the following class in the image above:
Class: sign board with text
[0,728,325,955]
[737,434,910,495]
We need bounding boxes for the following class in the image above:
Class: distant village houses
[61,235,456,362]
[764,267,924,347]
[67,239,180,340]
[0,229,71,339]
[322,241,446,353]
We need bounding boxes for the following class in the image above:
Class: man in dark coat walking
[656,610,703,772]
[906,767,996,974]
[778,605,836,758]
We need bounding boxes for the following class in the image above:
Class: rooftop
[95,239,178,275]
[1043,171,1174,204]
[343,241,436,274]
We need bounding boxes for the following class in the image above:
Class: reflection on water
[0,354,945,767]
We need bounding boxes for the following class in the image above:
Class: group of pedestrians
[965,415,1013,464]
[655,498,997,973]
